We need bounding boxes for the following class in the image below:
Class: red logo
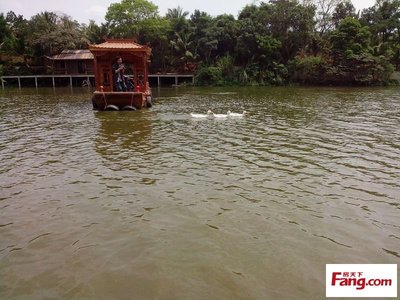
[331,271,393,290]
[326,264,397,297]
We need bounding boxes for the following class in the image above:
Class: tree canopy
[0,0,398,85]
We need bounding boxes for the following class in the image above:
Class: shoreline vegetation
[1,0,400,87]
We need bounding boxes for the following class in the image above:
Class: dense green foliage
[1,0,399,85]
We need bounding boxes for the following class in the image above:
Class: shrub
[290,55,328,84]
[195,66,223,85]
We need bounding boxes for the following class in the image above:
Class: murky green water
[0,86,399,299]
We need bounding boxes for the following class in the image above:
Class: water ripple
[0,87,399,299]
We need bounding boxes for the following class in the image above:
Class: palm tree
[170,31,198,72]
[85,20,109,44]
[166,6,189,19]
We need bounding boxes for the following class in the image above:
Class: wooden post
[192,75,195,84]
[93,57,98,91]
[175,76,178,86]
[87,76,90,87]
[143,58,147,91]
[157,76,160,87]
[1,78,4,89]
[35,77,38,88]
[52,77,55,88]
[69,76,73,87]
[18,77,21,89]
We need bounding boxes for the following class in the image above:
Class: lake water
[0,86,399,299]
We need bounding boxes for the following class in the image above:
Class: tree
[332,1,357,29]
[166,6,189,19]
[105,0,159,38]
[0,0,396,84]
[316,0,342,34]
[236,17,281,66]
[170,31,197,72]
[166,6,190,36]
[360,0,400,69]
[27,11,58,56]
[3,11,28,54]
[257,0,316,62]
[139,17,172,72]
[84,20,109,44]
[27,12,88,56]
[236,4,287,84]
[361,0,400,43]
[211,14,238,57]
[290,54,329,84]
[331,17,371,57]
[329,17,393,84]
[0,13,11,49]
[190,10,217,63]
[303,0,352,34]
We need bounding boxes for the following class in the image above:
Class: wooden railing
[0,74,194,88]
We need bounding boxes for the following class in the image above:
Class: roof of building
[49,49,94,60]
[89,39,151,54]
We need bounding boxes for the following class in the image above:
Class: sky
[0,0,377,24]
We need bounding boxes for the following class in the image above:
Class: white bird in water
[190,110,213,118]
[213,112,228,118]
[227,110,247,117]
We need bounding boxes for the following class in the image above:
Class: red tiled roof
[49,49,93,60]
[90,39,150,51]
